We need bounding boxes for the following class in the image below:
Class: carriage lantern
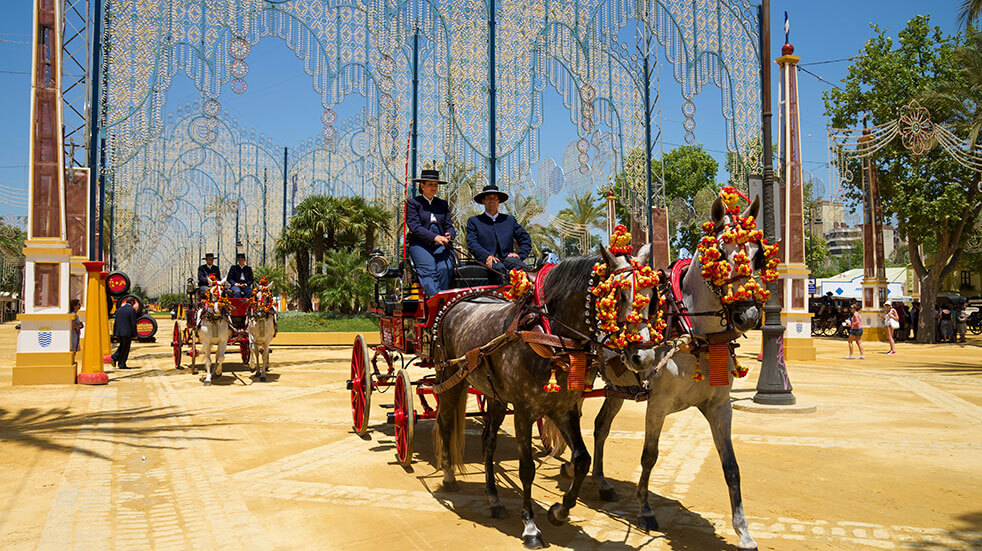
[366,249,390,279]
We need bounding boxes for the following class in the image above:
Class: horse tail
[539,399,583,458]
[432,386,467,473]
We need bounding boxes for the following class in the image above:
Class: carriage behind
[171,278,258,372]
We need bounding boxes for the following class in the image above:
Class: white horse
[247,281,277,382]
[195,283,231,386]
[550,196,767,550]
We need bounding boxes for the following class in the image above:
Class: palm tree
[958,0,981,28]
[254,264,290,296]
[310,249,374,314]
[556,193,605,254]
[342,196,391,257]
[292,195,341,274]
[275,224,313,311]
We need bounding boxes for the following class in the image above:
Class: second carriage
[171,278,258,372]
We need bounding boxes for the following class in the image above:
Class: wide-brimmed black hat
[411,168,447,184]
[473,185,509,204]
[203,253,216,260]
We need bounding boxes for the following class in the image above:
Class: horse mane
[542,254,598,305]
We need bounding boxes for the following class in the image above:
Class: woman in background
[845,303,865,359]
[884,303,899,355]
[70,299,83,365]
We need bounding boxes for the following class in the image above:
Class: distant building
[808,200,845,237]
[825,223,895,260]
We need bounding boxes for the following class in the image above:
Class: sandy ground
[0,319,980,550]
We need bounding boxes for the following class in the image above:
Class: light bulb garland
[587,225,667,351]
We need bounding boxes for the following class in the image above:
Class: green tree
[341,196,390,257]
[292,195,341,274]
[254,264,290,296]
[659,145,719,255]
[556,193,605,255]
[824,17,982,343]
[275,224,312,312]
[959,0,981,28]
[158,293,184,310]
[310,249,374,314]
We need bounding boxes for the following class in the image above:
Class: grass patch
[277,312,379,333]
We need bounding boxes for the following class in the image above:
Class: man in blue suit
[466,185,532,283]
[405,168,457,297]
[227,253,254,298]
[111,297,138,369]
[197,253,221,296]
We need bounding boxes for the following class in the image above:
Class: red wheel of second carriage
[393,368,414,467]
[349,334,372,436]
[239,341,251,365]
[172,323,182,368]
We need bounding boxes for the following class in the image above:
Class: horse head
[698,192,777,334]
[590,235,665,373]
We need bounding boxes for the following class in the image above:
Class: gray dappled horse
[433,246,658,549]
[583,196,764,549]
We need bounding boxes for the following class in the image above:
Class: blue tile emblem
[37,327,52,348]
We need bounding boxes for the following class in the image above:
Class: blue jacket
[197,264,221,287]
[466,213,532,264]
[227,264,254,287]
[406,195,457,252]
[113,303,137,338]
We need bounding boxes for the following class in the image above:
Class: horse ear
[598,244,617,267]
[711,197,725,229]
[634,243,651,267]
[742,195,760,221]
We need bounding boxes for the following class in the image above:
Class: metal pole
[753,0,795,405]
[263,167,268,266]
[87,0,104,261]
[643,35,654,267]
[487,0,496,188]
[410,26,420,186]
[282,147,288,231]
[108,169,115,269]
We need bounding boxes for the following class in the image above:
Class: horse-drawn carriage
[171,277,277,383]
[348,187,777,549]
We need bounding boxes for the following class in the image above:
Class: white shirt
[484,211,500,222]
[421,195,438,224]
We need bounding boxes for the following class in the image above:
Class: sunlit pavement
[1,318,979,550]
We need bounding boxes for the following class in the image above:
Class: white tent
[814,267,907,300]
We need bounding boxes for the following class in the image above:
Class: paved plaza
[1,320,980,550]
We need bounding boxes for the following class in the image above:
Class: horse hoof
[442,480,459,493]
[638,514,660,532]
[598,486,620,502]
[547,503,568,526]
[259,374,267,382]
[522,534,545,549]
[489,505,508,519]
[559,462,574,480]
[203,380,211,386]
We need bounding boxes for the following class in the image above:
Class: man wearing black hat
[227,253,254,298]
[405,168,457,297]
[197,253,222,296]
[466,185,532,283]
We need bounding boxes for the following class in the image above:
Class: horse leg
[482,398,509,519]
[636,407,668,531]
[215,333,227,377]
[260,331,270,382]
[202,341,212,385]
[514,408,544,549]
[700,400,757,550]
[593,396,625,501]
[546,408,590,526]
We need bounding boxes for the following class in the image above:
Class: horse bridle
[690,221,767,331]
[586,260,660,360]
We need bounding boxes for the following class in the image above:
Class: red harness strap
[669,259,694,335]
[533,263,557,333]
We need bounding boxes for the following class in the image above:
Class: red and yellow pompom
[588,258,666,350]
[503,269,533,301]
[609,224,633,256]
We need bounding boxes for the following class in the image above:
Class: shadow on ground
[0,405,233,460]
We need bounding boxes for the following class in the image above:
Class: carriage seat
[451,263,491,289]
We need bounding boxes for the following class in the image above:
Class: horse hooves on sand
[441,480,459,493]
[489,505,508,519]
[522,534,545,549]
[547,503,568,526]
[598,486,619,502]
[637,514,660,532]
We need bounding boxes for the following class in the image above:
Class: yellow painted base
[782,336,816,361]
[271,332,381,346]
[862,326,888,342]
[13,352,76,385]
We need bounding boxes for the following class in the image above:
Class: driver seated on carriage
[405,168,457,296]
[197,253,221,297]
[226,253,255,298]
[465,184,533,285]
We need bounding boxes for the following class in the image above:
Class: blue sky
[0,1,964,224]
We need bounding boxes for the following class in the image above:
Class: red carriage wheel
[393,368,414,467]
[173,322,183,368]
[350,334,372,436]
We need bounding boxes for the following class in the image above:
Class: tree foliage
[824,17,982,342]
[310,249,374,315]
[659,145,719,256]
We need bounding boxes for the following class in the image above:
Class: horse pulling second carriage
[172,276,277,384]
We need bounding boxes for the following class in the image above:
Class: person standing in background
[111,297,138,369]
[884,303,899,354]
[70,299,83,365]
[845,303,865,359]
